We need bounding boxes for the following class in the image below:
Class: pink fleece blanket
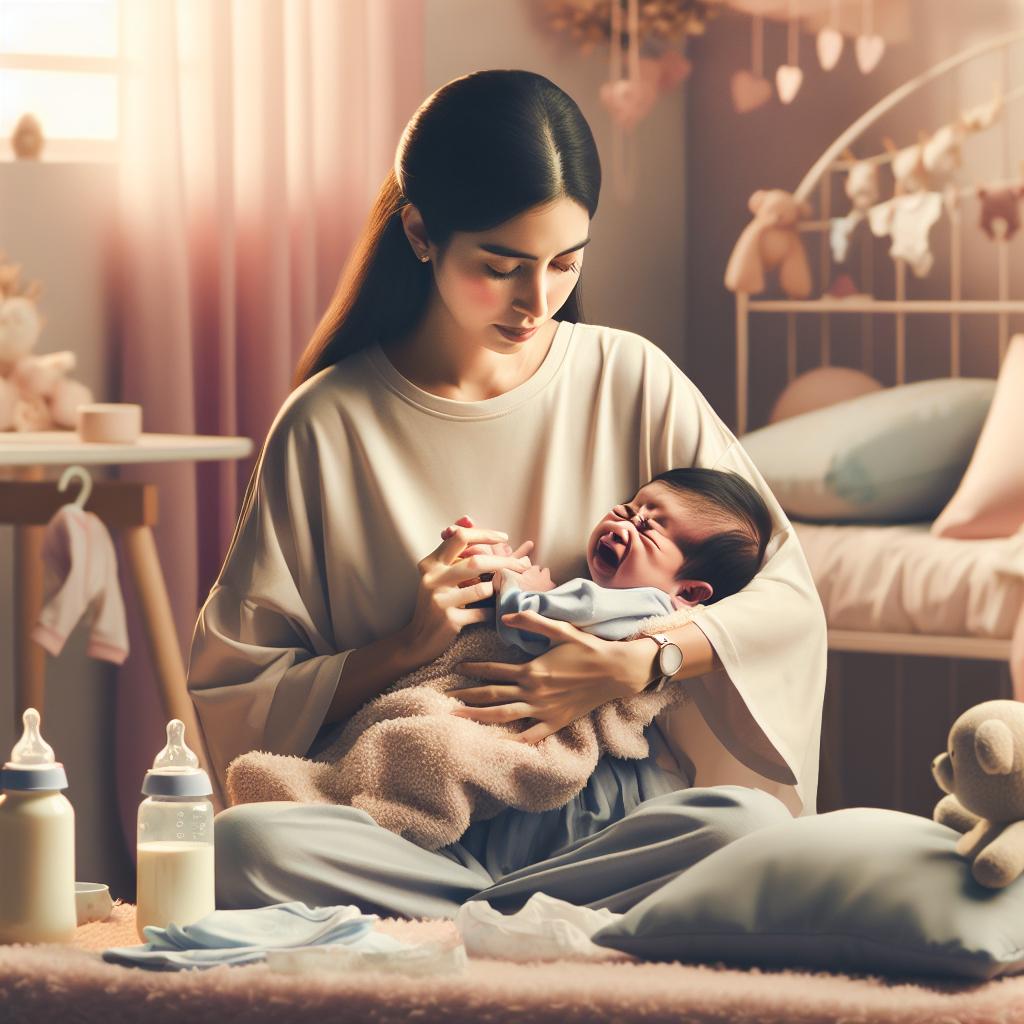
[226,606,696,850]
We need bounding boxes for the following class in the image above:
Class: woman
[188,69,827,918]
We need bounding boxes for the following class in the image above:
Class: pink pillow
[931,333,1024,539]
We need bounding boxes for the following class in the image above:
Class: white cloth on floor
[266,934,468,976]
[31,504,129,664]
[102,901,379,970]
[455,892,624,961]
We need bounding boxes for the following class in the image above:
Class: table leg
[13,465,47,729]
[121,524,224,811]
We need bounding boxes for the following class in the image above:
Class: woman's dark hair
[648,468,773,605]
[292,70,601,388]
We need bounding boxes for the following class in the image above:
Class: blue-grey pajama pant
[214,726,792,919]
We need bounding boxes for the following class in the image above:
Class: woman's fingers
[438,554,530,588]
[499,610,572,645]
[439,578,493,608]
[454,659,524,683]
[445,683,523,705]
[513,722,554,745]
[450,702,535,725]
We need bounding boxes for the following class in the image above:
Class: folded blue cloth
[103,902,380,970]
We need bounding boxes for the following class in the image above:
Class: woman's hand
[401,522,533,667]
[448,610,643,745]
[441,514,535,588]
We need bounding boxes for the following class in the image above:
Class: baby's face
[586,482,714,595]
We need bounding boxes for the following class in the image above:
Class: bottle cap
[141,719,212,798]
[1,708,68,791]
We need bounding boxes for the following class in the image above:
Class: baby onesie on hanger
[31,503,129,664]
[868,192,943,278]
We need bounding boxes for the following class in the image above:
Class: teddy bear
[931,698,1024,889]
[724,189,813,299]
[0,257,93,432]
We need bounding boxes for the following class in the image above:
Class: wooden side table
[0,431,252,811]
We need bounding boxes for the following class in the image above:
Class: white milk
[0,789,76,944]
[136,840,216,940]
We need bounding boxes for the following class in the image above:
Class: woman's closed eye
[485,261,580,280]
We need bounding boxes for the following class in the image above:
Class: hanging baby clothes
[31,504,129,664]
[867,191,943,277]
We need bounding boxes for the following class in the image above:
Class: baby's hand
[494,564,555,593]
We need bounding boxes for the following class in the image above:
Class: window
[0,0,119,162]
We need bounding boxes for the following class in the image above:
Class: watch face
[660,643,684,676]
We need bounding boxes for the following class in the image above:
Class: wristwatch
[644,633,684,694]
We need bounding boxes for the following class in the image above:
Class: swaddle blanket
[226,605,696,850]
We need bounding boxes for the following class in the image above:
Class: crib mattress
[792,521,1024,639]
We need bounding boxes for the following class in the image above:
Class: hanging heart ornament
[816,26,843,70]
[599,77,659,132]
[730,69,772,114]
[775,64,804,104]
[855,34,885,73]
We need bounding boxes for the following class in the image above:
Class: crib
[727,30,1024,816]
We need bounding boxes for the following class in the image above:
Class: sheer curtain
[111,0,424,849]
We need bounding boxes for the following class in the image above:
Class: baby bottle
[0,708,76,944]
[136,719,215,941]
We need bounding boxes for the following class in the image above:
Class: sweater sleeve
[642,345,828,815]
[186,405,351,800]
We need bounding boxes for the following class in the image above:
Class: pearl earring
[420,255,429,262]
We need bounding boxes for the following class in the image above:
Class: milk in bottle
[0,708,76,944]
[136,719,215,941]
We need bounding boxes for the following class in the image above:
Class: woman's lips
[495,324,538,341]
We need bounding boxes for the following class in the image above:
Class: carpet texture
[0,902,1022,1023]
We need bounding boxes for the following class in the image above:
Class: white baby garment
[31,504,129,664]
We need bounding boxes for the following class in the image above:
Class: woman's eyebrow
[478,237,591,260]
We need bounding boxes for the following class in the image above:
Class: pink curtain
[111,0,425,854]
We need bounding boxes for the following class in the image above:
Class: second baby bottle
[136,719,215,941]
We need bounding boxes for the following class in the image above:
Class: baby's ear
[675,580,713,606]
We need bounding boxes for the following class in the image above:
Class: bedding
[740,377,996,522]
[793,519,1024,639]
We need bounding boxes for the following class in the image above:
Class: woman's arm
[613,620,721,693]
[322,626,419,726]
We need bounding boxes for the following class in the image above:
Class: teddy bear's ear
[975,719,1015,776]
[748,190,766,215]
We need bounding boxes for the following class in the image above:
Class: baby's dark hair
[647,467,772,605]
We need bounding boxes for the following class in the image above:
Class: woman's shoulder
[263,349,378,450]
[570,321,696,387]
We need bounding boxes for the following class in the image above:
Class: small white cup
[77,403,143,444]
[75,881,114,925]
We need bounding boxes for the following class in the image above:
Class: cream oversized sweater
[187,321,827,816]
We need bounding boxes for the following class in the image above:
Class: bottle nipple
[11,708,55,766]
[152,719,199,771]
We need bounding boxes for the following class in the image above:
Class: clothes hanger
[57,465,93,510]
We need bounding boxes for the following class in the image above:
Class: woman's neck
[384,318,557,401]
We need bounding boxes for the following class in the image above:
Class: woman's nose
[513,276,548,320]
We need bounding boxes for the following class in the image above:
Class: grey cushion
[740,378,996,522]
[591,807,1024,980]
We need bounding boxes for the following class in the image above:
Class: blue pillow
[591,807,1024,980]
[740,378,996,522]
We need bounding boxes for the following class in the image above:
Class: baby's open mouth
[595,532,627,570]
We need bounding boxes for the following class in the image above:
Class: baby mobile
[731,0,886,115]
[539,0,715,202]
[725,77,1014,302]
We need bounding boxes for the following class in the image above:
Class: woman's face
[405,196,590,351]
[585,482,715,603]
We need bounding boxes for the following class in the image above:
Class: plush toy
[724,189,813,298]
[931,699,1024,889]
[0,258,94,431]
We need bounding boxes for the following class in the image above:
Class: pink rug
[0,902,1022,1023]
